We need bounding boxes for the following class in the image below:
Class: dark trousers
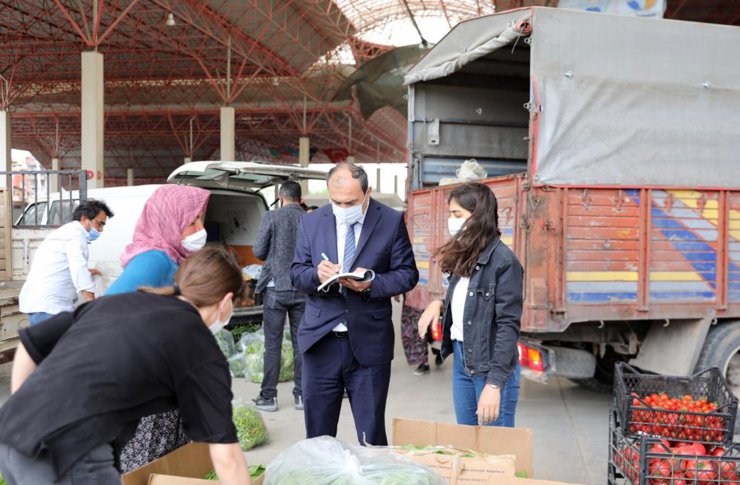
[0,442,120,484]
[261,288,304,398]
[302,332,391,446]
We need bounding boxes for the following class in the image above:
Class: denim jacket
[440,237,524,388]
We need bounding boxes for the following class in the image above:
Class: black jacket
[440,237,524,388]
[253,204,305,293]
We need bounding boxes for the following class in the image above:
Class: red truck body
[406,177,740,334]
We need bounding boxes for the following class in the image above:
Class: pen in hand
[321,253,340,274]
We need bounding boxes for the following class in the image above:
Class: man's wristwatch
[487,383,500,390]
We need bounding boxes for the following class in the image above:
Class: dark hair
[436,182,501,278]
[72,199,114,222]
[279,181,302,202]
[327,162,369,193]
[139,247,243,308]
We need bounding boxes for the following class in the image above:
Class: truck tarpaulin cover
[405,8,740,189]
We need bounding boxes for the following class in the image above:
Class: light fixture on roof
[165,12,176,27]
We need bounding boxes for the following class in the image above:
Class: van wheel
[570,347,625,394]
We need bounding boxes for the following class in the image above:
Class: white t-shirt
[450,276,471,342]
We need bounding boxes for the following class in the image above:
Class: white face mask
[448,217,467,237]
[210,301,233,335]
[182,228,207,252]
[332,197,366,225]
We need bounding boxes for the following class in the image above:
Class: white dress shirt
[19,221,95,315]
[450,276,471,342]
[332,210,367,332]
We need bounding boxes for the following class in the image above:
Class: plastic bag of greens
[238,328,265,353]
[232,403,269,451]
[278,337,294,382]
[214,328,237,359]
[240,328,295,383]
[264,436,445,485]
[228,352,246,378]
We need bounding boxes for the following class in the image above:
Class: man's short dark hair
[279,181,302,202]
[73,199,114,222]
[327,162,369,193]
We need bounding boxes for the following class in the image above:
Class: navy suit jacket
[291,199,418,366]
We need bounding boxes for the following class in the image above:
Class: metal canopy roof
[1,0,737,185]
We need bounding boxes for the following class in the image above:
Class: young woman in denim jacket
[418,182,524,427]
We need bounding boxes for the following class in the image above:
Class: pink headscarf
[120,185,210,267]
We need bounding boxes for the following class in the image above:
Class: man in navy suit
[291,162,418,445]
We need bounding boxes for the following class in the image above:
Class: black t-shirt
[0,292,237,477]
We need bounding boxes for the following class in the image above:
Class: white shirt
[19,221,96,314]
[332,210,367,332]
[450,276,471,342]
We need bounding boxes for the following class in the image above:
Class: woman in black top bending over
[0,247,251,485]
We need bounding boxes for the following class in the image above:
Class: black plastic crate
[614,363,738,446]
[609,408,740,485]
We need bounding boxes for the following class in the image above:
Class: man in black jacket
[253,181,306,412]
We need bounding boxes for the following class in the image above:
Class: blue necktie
[343,223,357,273]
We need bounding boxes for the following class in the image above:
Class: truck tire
[695,320,740,434]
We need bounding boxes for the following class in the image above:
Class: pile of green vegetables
[233,405,269,451]
[0,471,5,485]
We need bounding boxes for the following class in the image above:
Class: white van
[13,161,327,322]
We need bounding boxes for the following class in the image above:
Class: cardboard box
[122,443,214,485]
[392,418,533,479]
[396,449,516,484]
[148,475,264,485]
[122,443,265,485]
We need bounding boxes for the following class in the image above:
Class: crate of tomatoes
[614,363,738,446]
[609,409,740,484]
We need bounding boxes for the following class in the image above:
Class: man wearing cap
[252,181,306,412]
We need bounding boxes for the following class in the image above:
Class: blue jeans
[452,340,521,427]
[28,312,55,326]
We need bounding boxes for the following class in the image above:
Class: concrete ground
[0,301,612,484]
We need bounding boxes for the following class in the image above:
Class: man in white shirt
[19,199,114,325]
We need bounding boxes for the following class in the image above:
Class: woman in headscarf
[106,185,210,296]
[105,184,211,472]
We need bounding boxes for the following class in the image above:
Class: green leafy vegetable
[228,353,246,377]
[249,464,266,479]
[204,469,218,480]
[240,332,294,383]
[233,405,269,451]
[214,329,237,358]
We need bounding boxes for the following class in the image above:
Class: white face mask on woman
[447,217,467,237]
[210,301,233,335]
[182,229,207,252]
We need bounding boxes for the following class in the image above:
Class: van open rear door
[167,161,327,190]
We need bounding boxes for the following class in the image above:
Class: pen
[321,252,340,274]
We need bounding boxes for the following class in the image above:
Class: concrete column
[299,136,310,194]
[0,111,10,279]
[346,156,355,163]
[220,106,235,161]
[50,157,60,193]
[0,111,10,189]
[184,157,192,164]
[376,167,382,193]
[127,168,134,186]
[81,51,105,189]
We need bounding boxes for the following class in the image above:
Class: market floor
[0,301,612,485]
